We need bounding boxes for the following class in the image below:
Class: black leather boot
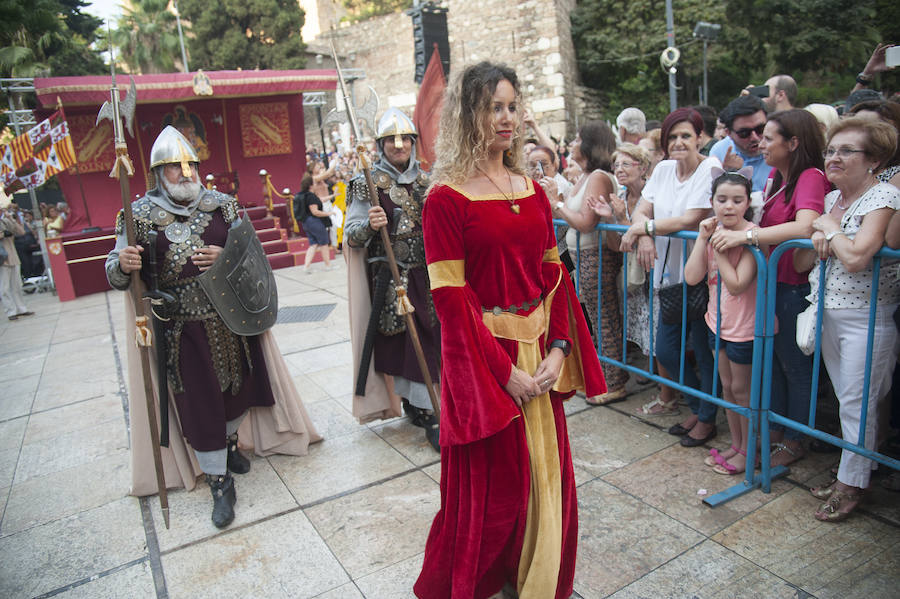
[408,405,440,452]
[207,473,236,529]
[226,433,251,474]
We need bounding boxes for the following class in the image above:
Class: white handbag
[796,258,832,355]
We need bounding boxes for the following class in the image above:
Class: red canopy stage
[33,69,336,299]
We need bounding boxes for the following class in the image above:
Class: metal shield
[198,216,278,336]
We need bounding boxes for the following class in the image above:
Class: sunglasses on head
[733,124,766,139]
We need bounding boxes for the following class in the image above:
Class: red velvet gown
[415,178,606,599]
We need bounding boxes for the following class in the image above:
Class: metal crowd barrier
[556,221,899,507]
[758,240,900,491]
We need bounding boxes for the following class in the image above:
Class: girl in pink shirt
[685,169,760,475]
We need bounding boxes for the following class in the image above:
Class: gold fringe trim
[134,315,152,347]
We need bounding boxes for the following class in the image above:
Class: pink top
[705,222,766,342]
[759,167,829,285]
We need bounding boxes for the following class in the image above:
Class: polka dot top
[808,183,900,309]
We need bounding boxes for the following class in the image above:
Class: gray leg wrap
[196,449,227,475]
[225,412,246,437]
[394,377,432,410]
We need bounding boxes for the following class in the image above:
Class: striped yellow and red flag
[0,107,77,194]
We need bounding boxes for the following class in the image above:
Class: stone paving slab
[14,415,128,484]
[53,561,157,599]
[567,403,677,478]
[305,471,439,579]
[269,428,415,506]
[1,450,130,536]
[607,539,799,599]
[574,479,706,597]
[146,457,299,553]
[354,552,425,599]
[160,509,348,599]
[0,497,146,598]
[602,443,796,536]
[712,486,900,598]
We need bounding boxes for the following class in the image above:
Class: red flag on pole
[412,44,446,172]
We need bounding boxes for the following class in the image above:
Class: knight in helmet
[106,126,320,528]
[345,108,441,451]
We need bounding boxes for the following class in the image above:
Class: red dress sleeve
[424,185,520,445]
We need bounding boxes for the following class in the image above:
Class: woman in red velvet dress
[414,62,606,599]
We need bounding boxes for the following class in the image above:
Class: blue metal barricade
[554,223,900,506]
[758,240,900,491]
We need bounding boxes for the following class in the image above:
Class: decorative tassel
[135,315,153,347]
[395,287,415,315]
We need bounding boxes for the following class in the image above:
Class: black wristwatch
[856,72,873,86]
[549,339,571,357]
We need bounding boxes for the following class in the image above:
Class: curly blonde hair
[431,62,525,185]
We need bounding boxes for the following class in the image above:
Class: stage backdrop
[34,70,337,232]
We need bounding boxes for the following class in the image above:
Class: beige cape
[346,245,403,423]
[124,297,322,496]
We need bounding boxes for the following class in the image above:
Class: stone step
[262,239,288,254]
[255,228,283,243]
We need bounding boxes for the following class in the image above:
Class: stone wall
[302,0,604,151]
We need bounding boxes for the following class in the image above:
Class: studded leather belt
[482,295,542,316]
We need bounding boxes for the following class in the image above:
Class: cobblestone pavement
[1,260,898,598]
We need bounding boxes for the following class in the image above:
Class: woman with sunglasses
[710,109,829,468]
[794,117,900,522]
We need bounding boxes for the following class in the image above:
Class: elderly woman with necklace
[414,61,605,599]
[795,117,900,522]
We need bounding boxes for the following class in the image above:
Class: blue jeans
[656,318,717,424]
[769,282,814,441]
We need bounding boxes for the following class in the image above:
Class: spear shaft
[103,58,170,528]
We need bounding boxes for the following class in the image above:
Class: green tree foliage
[112,0,183,74]
[341,0,412,23]
[0,0,105,78]
[178,0,307,71]
[572,0,898,120]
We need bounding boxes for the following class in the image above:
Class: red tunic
[415,178,605,599]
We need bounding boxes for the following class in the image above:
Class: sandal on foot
[713,448,746,475]
[815,488,863,522]
[586,387,628,406]
[810,478,837,500]
[770,442,805,468]
[638,395,680,416]
[705,445,739,467]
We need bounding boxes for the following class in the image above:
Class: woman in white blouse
[795,117,900,522]
[620,108,720,446]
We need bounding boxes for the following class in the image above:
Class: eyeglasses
[613,161,637,170]
[733,124,766,139]
[823,147,866,160]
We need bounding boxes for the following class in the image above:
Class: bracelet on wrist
[856,72,873,86]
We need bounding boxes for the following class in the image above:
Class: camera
[749,85,769,98]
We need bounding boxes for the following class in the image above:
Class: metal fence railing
[559,221,899,507]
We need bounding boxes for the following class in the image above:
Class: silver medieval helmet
[376,108,417,149]
[149,125,199,178]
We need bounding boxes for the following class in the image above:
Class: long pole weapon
[97,50,170,528]
[330,42,441,420]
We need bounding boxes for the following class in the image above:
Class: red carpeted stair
[243,202,334,270]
